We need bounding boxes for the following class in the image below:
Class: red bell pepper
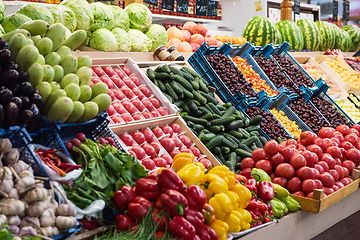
[160,189,188,217]
[152,209,167,230]
[257,181,274,202]
[127,197,151,222]
[78,218,98,230]
[146,170,158,180]
[197,225,218,240]
[115,214,135,231]
[135,178,159,201]
[244,178,257,196]
[245,200,259,213]
[257,200,268,214]
[157,168,184,191]
[168,216,196,240]
[184,208,204,231]
[239,168,254,179]
[113,185,136,211]
[192,235,201,240]
[153,198,163,209]
[235,174,247,184]
[182,185,207,211]
[201,203,215,225]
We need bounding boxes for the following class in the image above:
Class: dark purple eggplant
[30,93,43,110]
[17,109,33,129]
[0,38,5,50]
[2,61,18,70]
[28,103,40,132]
[17,71,29,83]
[1,69,19,88]
[18,82,32,97]
[5,102,19,128]
[0,89,13,105]
[0,105,4,128]
[0,49,11,63]
[20,96,30,109]
[11,97,22,110]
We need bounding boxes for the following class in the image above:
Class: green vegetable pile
[147,65,266,173]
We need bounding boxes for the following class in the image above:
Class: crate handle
[277,42,291,55]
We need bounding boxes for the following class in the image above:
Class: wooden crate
[290,168,360,213]
[110,115,221,167]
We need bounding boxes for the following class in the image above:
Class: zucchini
[181,70,195,81]
[228,130,243,139]
[203,129,210,134]
[260,136,268,146]
[187,121,196,128]
[162,65,171,74]
[244,117,250,127]
[154,79,166,92]
[190,79,200,90]
[239,143,253,153]
[200,78,209,86]
[190,128,198,135]
[249,115,262,126]
[181,102,191,113]
[226,120,244,130]
[183,115,208,126]
[198,130,206,140]
[210,116,235,126]
[245,125,261,132]
[234,115,242,120]
[209,125,222,133]
[200,133,217,142]
[174,74,193,91]
[254,138,264,148]
[242,136,258,147]
[169,66,183,76]
[223,103,232,108]
[204,104,215,114]
[147,68,155,80]
[193,124,205,132]
[205,135,224,150]
[200,91,219,105]
[180,112,188,118]
[185,99,198,113]
[200,113,213,121]
[178,84,194,99]
[199,79,209,93]
[223,106,236,118]
[181,67,201,78]
[174,100,183,108]
[199,106,211,115]
[216,105,225,111]
[221,146,231,154]
[155,72,170,81]
[163,92,174,103]
[209,103,222,115]
[169,72,175,80]
[165,83,178,101]
[193,90,207,105]
[238,128,250,138]
[235,149,252,158]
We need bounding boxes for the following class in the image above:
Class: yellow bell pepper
[232,183,252,209]
[223,210,242,232]
[209,219,229,240]
[209,193,233,220]
[177,162,205,186]
[208,166,236,189]
[172,156,193,172]
[173,152,195,161]
[200,174,228,199]
[226,191,240,209]
[237,208,251,231]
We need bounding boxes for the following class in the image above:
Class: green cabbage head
[0,0,5,22]
[51,5,77,32]
[61,0,93,31]
[1,13,32,33]
[109,5,130,31]
[146,24,168,51]
[90,2,114,31]
[125,3,152,32]
[111,28,130,52]
[128,29,152,52]
[17,2,54,25]
[90,28,117,52]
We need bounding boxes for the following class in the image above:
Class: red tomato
[161,125,174,137]
[252,148,267,162]
[130,76,141,86]
[169,150,181,158]
[333,132,344,143]
[334,181,345,189]
[151,111,160,118]
[301,150,318,168]
[142,158,155,170]
[326,146,342,159]
[150,142,161,155]
[131,99,145,112]
[142,144,156,158]
[124,78,136,89]
[323,187,334,195]
[153,157,167,168]
[107,105,116,116]
[275,163,295,179]
[264,140,279,155]
[91,69,95,76]
[92,77,102,85]
[272,177,287,187]
[112,89,125,101]
[342,160,355,173]
[111,76,124,88]
[132,113,144,121]
[158,109,169,116]
[199,158,212,169]
[335,125,350,136]
[334,157,342,165]
[241,157,255,169]
[122,100,137,114]
[333,165,344,180]
[152,127,164,138]
[131,146,146,160]
[344,134,358,148]
[142,112,153,119]
[320,154,336,169]
[317,161,329,172]
[139,86,151,98]
[102,78,114,89]
[142,100,155,111]
[286,139,298,147]
[302,179,316,193]
[113,68,125,79]
[121,87,134,99]
[290,154,307,169]
[170,123,182,134]
[331,137,340,146]
[111,115,124,124]
[314,179,323,189]
[286,177,302,192]
[180,148,192,154]
[108,90,115,101]
[171,137,183,149]
[314,164,324,174]
[339,141,354,150]
[300,131,316,146]
[319,172,335,187]
[160,137,175,152]
[178,135,192,148]
[133,88,145,100]
[318,127,334,139]
[306,144,323,159]
[130,131,146,145]
[149,98,161,109]
[296,166,315,180]
[351,124,360,132]
[189,147,201,158]
[119,133,134,146]
[279,147,295,163]
[121,66,132,76]
[128,150,137,158]
[270,153,285,167]
[112,102,126,114]
[313,168,320,179]
[255,160,273,175]
[92,66,105,77]
[332,184,340,192]
[292,191,305,197]
[161,154,173,165]
[141,129,154,143]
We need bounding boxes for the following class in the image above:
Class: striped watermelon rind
[275,28,282,45]
[275,20,304,51]
[342,25,360,52]
[296,19,321,51]
[315,21,335,51]
[242,16,277,47]
[341,30,352,52]
[330,23,343,49]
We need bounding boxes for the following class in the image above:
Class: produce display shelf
[152,13,221,23]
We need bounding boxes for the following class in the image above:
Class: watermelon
[315,21,335,51]
[275,28,282,45]
[341,30,352,52]
[275,20,304,51]
[296,19,321,51]
[242,16,277,47]
[330,23,343,49]
[342,25,360,52]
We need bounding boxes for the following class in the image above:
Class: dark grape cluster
[272,53,315,88]
[311,96,352,128]
[344,58,360,74]
[206,53,257,98]
[245,106,290,139]
[288,98,330,134]
[254,56,300,94]
[0,38,42,132]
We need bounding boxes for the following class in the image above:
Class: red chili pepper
[42,148,56,156]
[135,178,159,201]
[160,189,188,217]
[201,203,215,225]
[244,178,257,196]
[78,218,98,230]
[184,208,204,231]
[43,157,66,177]
[64,167,74,173]
[168,216,196,240]
[113,185,136,211]
[197,225,218,240]
[127,197,151,222]
[182,185,207,211]
[157,168,184,192]
[152,209,167,230]
[246,200,259,213]
[257,181,274,202]
[239,168,254,179]
[116,214,135,231]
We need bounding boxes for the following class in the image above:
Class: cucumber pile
[146,65,266,173]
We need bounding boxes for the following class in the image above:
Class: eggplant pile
[0,37,43,132]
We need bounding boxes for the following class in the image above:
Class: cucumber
[226,120,244,130]
[200,113,213,121]
[174,74,193,91]
[221,146,231,154]
[198,130,206,140]
[190,128,198,135]
[205,135,224,150]
[181,102,190,113]
[228,152,237,171]
[222,136,238,150]
[249,115,262,126]
[190,79,200,90]
[204,104,215,114]
[147,68,155,80]
[209,103,222,115]
[213,146,221,156]
[183,115,208,126]
[169,72,175,80]
[234,115,242,120]
[224,161,235,172]
[170,80,184,95]
[209,125,222,133]
[180,112,188,118]
[199,79,209,93]
[200,133,216,142]
[192,99,201,106]
[244,117,250,127]
[192,90,207,105]
[161,65,171,74]
[216,105,225,111]
[235,149,252,158]
[210,116,235,126]
[165,83,178,101]
[174,101,183,108]
[228,130,243,139]
[187,121,196,128]
[223,106,235,118]
[163,92,174,103]
[154,79,166,92]
[239,143,253,153]
[203,129,210,134]
[180,70,195,81]
[212,114,221,119]
[155,72,170,81]
[199,106,212,115]
[200,78,209,86]
[254,138,264,148]
[178,84,194,99]
[181,67,201,78]
[169,66,183,76]
[250,131,260,137]
[245,125,261,132]
[155,65,163,72]
[242,136,258,147]
[238,128,250,138]
[185,99,198,113]
[222,133,240,145]
[260,136,268,146]
[250,143,258,150]
[200,91,218,105]
[235,110,245,119]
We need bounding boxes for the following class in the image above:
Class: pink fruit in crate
[183,21,196,34]
[131,146,146,160]
[90,82,94,87]
[112,102,127,114]
[193,24,207,36]
[102,66,115,77]
[122,114,135,123]
[149,98,160,109]
[92,66,105,77]
[161,154,173,165]
[171,137,183,149]
[131,99,145,112]
[130,131,146,145]
[150,141,161,154]
[141,129,154,143]
[166,38,184,52]
[178,135,192,148]
[161,125,174,137]
[119,133,134,146]
[92,77,101,85]
[158,109,169,116]
[170,123,181,134]
[111,76,124,88]
[180,148,192,153]
[132,113,144,120]
[133,88,145,100]
[152,127,164,138]
[151,111,160,117]
[122,100,137,114]
[121,66,132,76]
[112,89,125,101]
[113,68,125,79]
[101,77,113,89]
[91,69,95,76]
[139,86,151,97]
[142,158,155,170]
[190,43,200,52]
[190,34,204,46]
[130,76,141,86]
[182,42,192,52]
[204,37,217,46]
[111,116,124,124]
[107,105,116,116]
[108,90,115,101]
[142,112,153,119]
[167,27,183,41]
[142,100,155,111]
[181,30,191,42]
[153,157,167,168]
[142,144,156,158]
[123,78,136,89]
[121,87,134,99]
[205,31,211,37]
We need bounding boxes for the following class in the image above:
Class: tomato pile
[92,65,170,124]
[240,124,360,198]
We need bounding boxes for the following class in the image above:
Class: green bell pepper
[252,168,271,182]
[269,197,288,218]
[273,183,289,199]
[279,196,301,212]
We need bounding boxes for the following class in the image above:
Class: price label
[195,0,207,16]
[161,0,174,11]
[343,1,350,21]
[144,0,158,6]
[176,0,189,14]
[333,0,338,22]
[293,0,300,15]
[207,0,217,16]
